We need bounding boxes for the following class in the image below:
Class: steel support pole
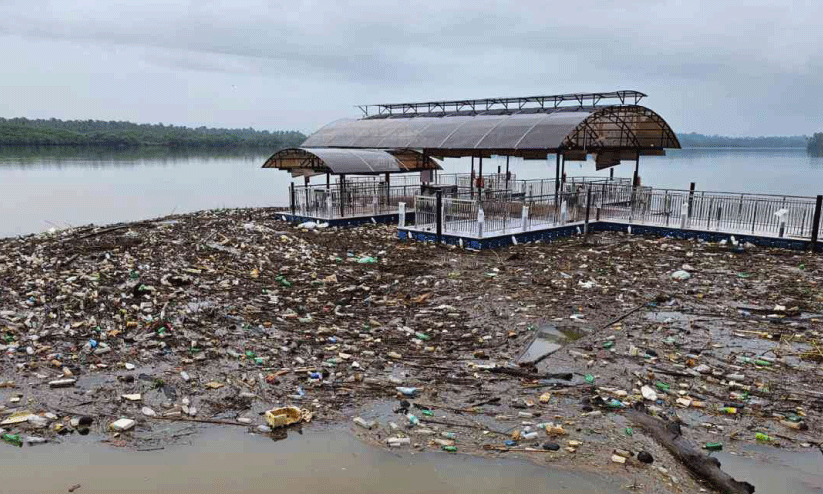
[478,154,483,200]
[506,156,510,189]
[326,173,330,189]
[339,174,346,218]
[470,156,475,199]
[555,153,560,194]
[385,172,390,208]
[289,182,295,215]
[688,182,696,217]
[435,190,443,244]
[304,176,310,214]
[811,195,823,252]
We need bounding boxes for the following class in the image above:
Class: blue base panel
[398,221,816,251]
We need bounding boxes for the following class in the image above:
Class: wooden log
[487,366,572,381]
[627,405,754,494]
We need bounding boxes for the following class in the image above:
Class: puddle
[717,446,823,494]
[0,427,620,494]
[519,324,582,363]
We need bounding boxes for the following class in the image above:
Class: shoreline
[2,208,822,493]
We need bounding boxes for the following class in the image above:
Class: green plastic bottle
[2,433,22,447]
[442,445,457,453]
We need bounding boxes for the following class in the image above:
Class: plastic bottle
[1,433,22,447]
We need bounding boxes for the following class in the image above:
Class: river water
[0,427,617,494]
[2,147,822,238]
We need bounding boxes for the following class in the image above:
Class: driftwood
[627,405,754,494]
[487,366,573,381]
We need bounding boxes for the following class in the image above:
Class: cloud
[0,0,821,135]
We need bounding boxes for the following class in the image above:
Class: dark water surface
[2,147,823,237]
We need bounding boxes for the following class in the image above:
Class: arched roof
[300,105,679,159]
[262,147,442,176]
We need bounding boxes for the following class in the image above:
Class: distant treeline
[0,117,306,148]
[677,132,808,148]
[808,133,823,156]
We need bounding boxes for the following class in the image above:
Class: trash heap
[1,208,822,493]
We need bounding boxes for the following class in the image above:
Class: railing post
[339,175,346,218]
[560,199,567,225]
[289,183,296,215]
[688,182,695,218]
[812,195,822,252]
[477,206,484,238]
[373,195,379,215]
[521,205,529,232]
[584,186,592,234]
[680,195,688,229]
[326,194,332,220]
[398,202,406,228]
[435,190,443,243]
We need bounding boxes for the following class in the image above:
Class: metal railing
[407,182,822,242]
[290,182,419,219]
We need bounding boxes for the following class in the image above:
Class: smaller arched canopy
[262,147,441,177]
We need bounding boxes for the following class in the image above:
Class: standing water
[0,427,620,494]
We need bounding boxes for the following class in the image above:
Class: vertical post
[680,195,688,229]
[398,202,406,228]
[478,154,483,200]
[584,186,592,234]
[435,190,442,243]
[506,156,510,190]
[470,156,475,199]
[289,182,296,215]
[339,174,346,218]
[610,167,614,180]
[477,206,484,238]
[521,205,529,232]
[326,172,330,190]
[811,195,822,252]
[554,153,561,198]
[688,182,695,217]
[632,155,639,189]
[304,176,310,215]
[561,155,565,186]
[385,172,391,210]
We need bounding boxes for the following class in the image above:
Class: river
[2,147,822,238]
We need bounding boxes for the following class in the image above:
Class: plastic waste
[2,433,22,447]
[265,407,303,428]
[353,417,376,430]
[357,256,377,264]
[704,442,723,451]
[396,387,418,397]
[671,270,691,281]
[441,445,457,453]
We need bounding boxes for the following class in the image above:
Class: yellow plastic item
[265,406,304,428]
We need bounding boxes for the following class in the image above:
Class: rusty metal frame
[561,105,680,151]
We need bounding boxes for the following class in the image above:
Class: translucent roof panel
[262,147,441,175]
[300,105,680,153]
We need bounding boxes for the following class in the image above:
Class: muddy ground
[2,207,822,493]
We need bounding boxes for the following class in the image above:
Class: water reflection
[0,145,271,169]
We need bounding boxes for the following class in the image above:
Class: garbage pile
[1,207,821,493]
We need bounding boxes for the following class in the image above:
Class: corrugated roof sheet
[302,111,591,150]
[262,147,441,175]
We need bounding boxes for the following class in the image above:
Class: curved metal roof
[301,105,679,157]
[262,147,441,176]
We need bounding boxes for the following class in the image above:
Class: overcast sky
[0,0,820,136]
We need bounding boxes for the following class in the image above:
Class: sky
[0,0,821,136]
